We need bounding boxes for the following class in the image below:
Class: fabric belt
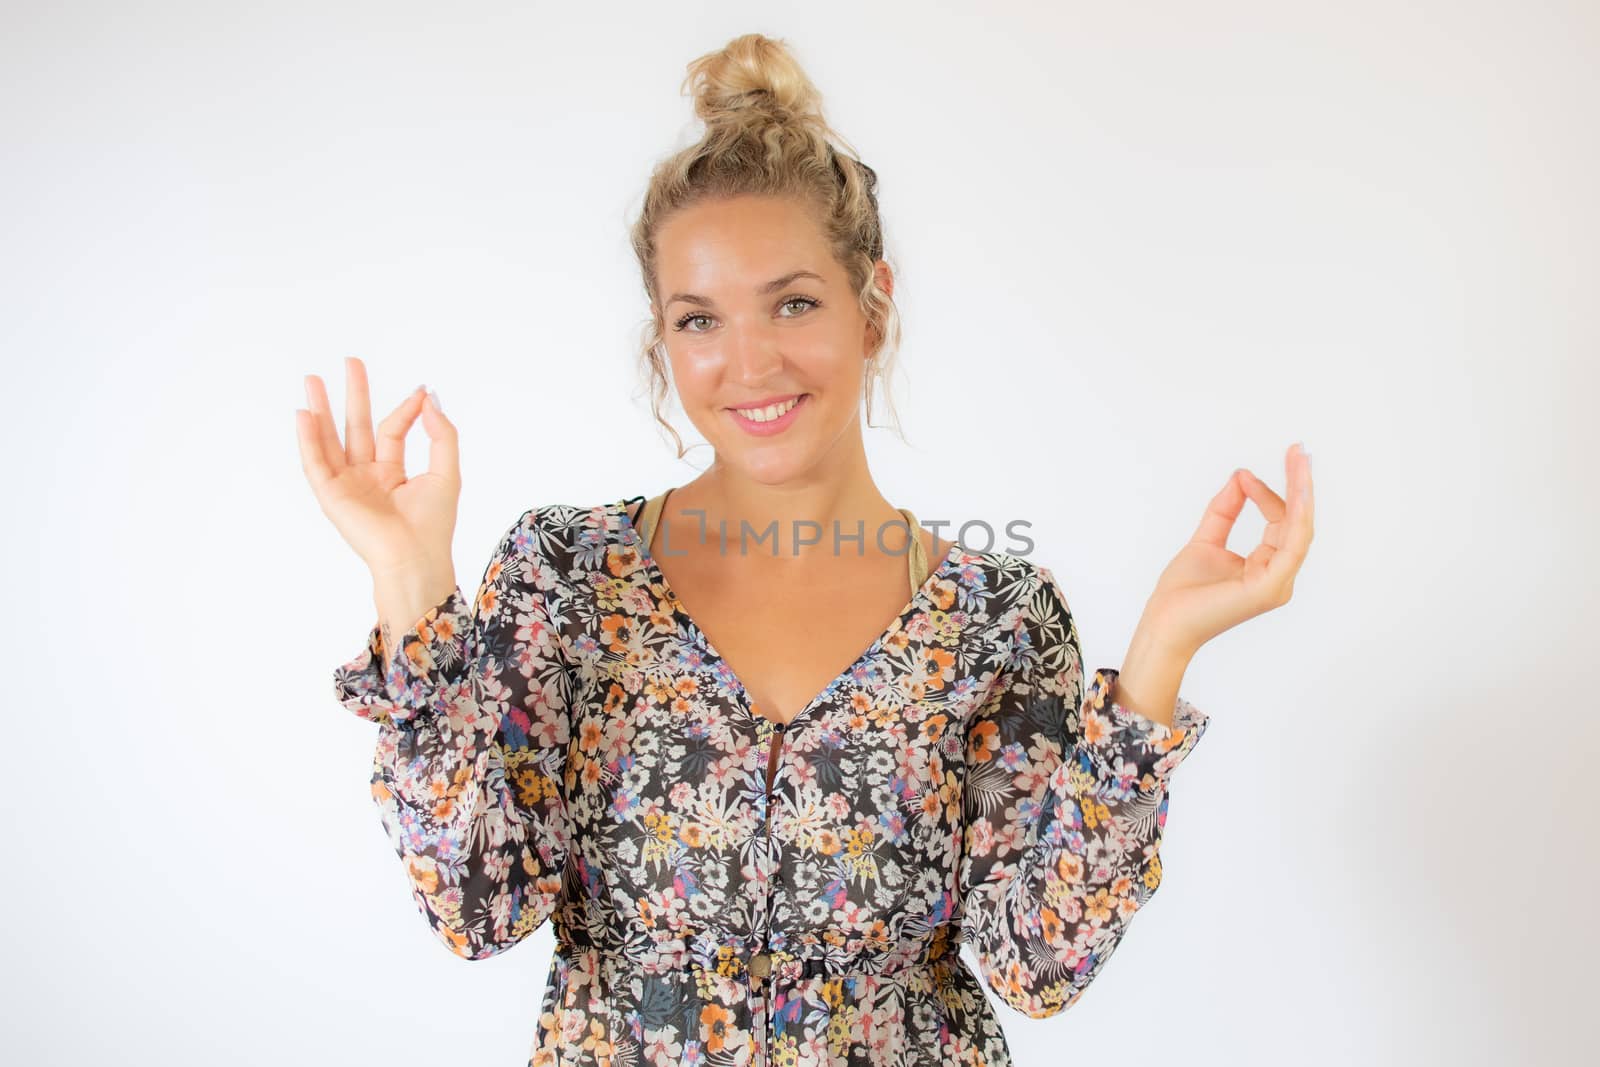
[554,925,957,987]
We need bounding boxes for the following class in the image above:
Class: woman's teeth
[734,396,802,422]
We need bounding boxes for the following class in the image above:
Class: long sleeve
[332,508,574,961]
[958,564,1210,1018]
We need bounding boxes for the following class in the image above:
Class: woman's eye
[779,296,820,316]
[672,297,819,333]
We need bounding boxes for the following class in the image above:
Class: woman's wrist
[372,565,458,661]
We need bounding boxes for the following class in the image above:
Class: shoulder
[495,497,643,572]
[974,549,1076,630]
[497,496,635,541]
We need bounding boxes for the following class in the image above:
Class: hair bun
[681,33,827,134]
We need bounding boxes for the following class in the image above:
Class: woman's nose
[724,322,785,381]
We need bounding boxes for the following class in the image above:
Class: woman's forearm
[1108,623,1195,729]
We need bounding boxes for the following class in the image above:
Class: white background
[3,1,1595,1064]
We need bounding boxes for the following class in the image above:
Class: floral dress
[332,497,1210,1067]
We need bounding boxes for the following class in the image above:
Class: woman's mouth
[727,394,809,436]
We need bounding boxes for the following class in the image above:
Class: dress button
[748,952,772,979]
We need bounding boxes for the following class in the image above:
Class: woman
[296,33,1312,1067]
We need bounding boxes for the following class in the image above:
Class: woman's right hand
[295,356,460,584]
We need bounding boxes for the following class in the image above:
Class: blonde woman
[297,33,1312,1067]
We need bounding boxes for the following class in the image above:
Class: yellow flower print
[512,765,553,808]
[1143,853,1163,891]
[1085,888,1116,924]
[1081,796,1109,831]
[509,906,540,942]
[643,675,676,705]
[643,810,673,843]
[826,1005,856,1053]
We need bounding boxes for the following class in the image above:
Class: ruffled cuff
[1026,668,1209,856]
[332,587,473,727]
[1069,666,1209,800]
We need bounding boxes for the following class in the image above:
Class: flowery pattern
[332,497,1210,1066]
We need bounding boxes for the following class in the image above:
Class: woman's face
[653,193,890,484]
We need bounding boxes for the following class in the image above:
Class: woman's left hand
[1138,442,1315,656]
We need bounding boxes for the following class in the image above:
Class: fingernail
[427,388,442,412]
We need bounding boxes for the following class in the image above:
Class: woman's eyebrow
[666,269,826,309]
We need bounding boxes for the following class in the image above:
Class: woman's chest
[550,571,1005,846]
[642,537,951,726]
[652,583,934,728]
[552,638,998,937]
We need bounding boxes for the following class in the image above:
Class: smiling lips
[728,393,808,435]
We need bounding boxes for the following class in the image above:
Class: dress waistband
[554,925,959,985]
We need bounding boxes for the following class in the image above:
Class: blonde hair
[629,33,906,459]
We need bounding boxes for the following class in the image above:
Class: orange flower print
[921,647,955,691]
[700,1003,732,1053]
[605,542,642,578]
[969,718,1000,762]
[599,614,637,655]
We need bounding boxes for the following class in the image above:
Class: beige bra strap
[899,507,929,593]
[636,490,670,555]
[640,492,927,594]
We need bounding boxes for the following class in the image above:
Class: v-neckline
[614,495,965,733]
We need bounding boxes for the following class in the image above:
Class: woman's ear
[873,259,894,301]
[863,259,894,354]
